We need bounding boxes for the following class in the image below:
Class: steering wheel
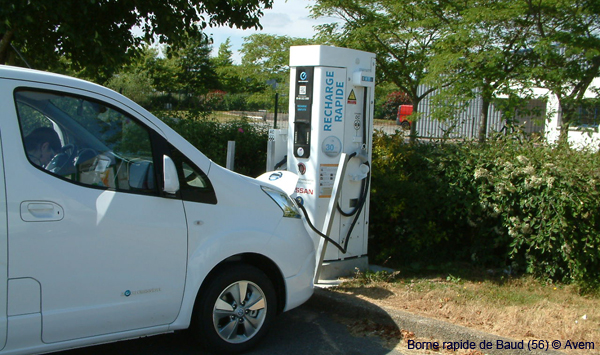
[62,144,78,161]
[47,144,78,175]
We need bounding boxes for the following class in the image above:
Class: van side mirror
[163,155,180,194]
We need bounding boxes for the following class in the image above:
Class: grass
[158,109,284,127]
[159,110,255,121]
[333,268,600,354]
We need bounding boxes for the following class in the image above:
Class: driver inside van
[24,127,62,168]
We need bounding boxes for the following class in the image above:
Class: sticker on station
[319,164,338,198]
[347,89,357,104]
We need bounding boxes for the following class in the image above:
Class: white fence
[415,86,546,139]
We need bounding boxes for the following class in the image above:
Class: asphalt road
[56,294,404,355]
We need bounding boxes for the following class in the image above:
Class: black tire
[400,120,411,130]
[194,263,277,353]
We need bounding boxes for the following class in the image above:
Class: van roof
[0,65,111,96]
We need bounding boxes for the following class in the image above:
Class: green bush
[369,130,600,289]
[157,112,269,177]
[370,132,496,269]
[476,138,600,288]
[219,93,249,111]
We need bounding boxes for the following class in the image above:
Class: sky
[205,0,337,63]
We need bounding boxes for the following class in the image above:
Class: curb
[311,287,566,355]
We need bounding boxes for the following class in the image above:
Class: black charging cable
[295,154,371,253]
[274,155,287,170]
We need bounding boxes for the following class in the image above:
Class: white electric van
[0,65,315,354]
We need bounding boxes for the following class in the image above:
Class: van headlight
[261,186,301,218]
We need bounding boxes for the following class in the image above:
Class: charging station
[273,45,376,282]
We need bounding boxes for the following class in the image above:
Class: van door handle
[20,201,64,222]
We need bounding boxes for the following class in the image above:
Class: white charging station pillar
[288,45,375,281]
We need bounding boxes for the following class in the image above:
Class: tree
[139,47,181,95]
[240,34,314,91]
[103,46,171,108]
[312,0,600,143]
[106,70,155,108]
[173,35,219,97]
[426,0,536,142]
[524,0,600,141]
[427,0,600,143]
[213,38,235,68]
[0,0,272,81]
[212,38,246,94]
[310,0,452,140]
[106,39,220,109]
[238,34,314,110]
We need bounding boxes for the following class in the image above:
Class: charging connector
[295,156,371,254]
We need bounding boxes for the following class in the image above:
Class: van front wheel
[195,264,277,353]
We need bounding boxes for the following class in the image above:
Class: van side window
[15,89,157,195]
[182,161,209,189]
[171,148,217,204]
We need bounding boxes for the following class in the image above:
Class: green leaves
[239,34,314,91]
[370,131,600,289]
[0,0,272,79]
[161,115,269,177]
[311,0,452,111]
[312,0,600,143]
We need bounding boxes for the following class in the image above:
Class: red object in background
[397,105,413,129]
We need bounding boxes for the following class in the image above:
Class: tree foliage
[310,0,452,138]
[240,34,314,92]
[236,34,315,111]
[311,0,600,141]
[424,0,536,142]
[424,0,600,142]
[104,33,316,112]
[0,0,272,81]
[211,38,250,94]
[106,68,155,108]
[106,38,218,110]
[172,35,219,97]
[524,0,600,137]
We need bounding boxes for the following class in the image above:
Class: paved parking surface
[56,295,404,355]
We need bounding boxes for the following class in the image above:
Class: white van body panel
[0,129,8,351]
[171,163,316,328]
[0,65,315,354]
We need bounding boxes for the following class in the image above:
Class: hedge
[157,112,269,178]
[369,130,600,289]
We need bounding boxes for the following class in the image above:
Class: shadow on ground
[56,290,402,355]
